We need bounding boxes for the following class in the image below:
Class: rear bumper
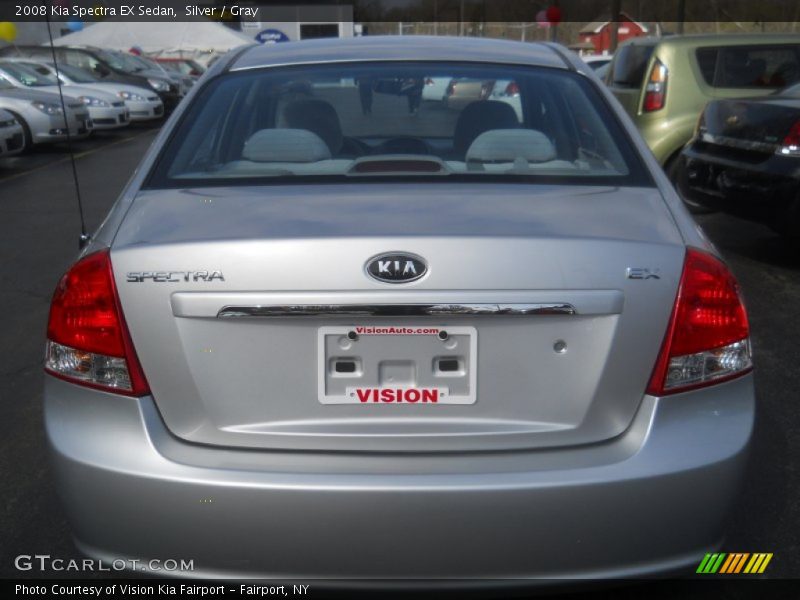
[679,143,800,222]
[44,374,754,580]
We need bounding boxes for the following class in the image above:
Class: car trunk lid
[701,97,800,150]
[111,183,684,453]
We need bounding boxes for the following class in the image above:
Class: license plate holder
[318,325,477,405]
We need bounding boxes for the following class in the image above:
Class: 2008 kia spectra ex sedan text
[43,36,754,581]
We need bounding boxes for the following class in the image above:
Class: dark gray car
[44,36,754,581]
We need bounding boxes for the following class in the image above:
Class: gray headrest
[242,129,331,163]
[283,99,343,155]
[453,100,520,156]
[466,129,557,164]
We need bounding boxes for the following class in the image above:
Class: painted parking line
[0,128,157,184]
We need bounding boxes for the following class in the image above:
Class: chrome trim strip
[217,303,577,318]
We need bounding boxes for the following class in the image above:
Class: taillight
[46,249,150,396]
[505,81,520,97]
[646,248,752,396]
[778,120,800,156]
[425,77,434,86]
[643,58,668,112]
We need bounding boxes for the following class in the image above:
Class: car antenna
[45,12,90,249]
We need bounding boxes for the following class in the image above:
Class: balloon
[0,22,17,43]
[545,6,563,25]
[67,19,84,32]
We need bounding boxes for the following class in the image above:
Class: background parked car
[582,54,613,71]
[443,77,496,109]
[678,82,800,237]
[0,107,24,157]
[9,61,163,122]
[0,78,91,151]
[488,79,523,120]
[421,76,451,103]
[153,57,206,80]
[0,61,129,131]
[119,52,193,95]
[0,45,180,112]
[606,34,800,181]
[593,62,611,81]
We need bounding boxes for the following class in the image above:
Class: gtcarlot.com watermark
[14,554,194,573]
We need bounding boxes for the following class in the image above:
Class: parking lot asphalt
[0,122,798,592]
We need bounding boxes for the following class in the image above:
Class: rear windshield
[610,45,655,87]
[147,61,650,188]
[696,45,800,88]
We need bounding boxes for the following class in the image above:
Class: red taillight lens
[46,249,150,396]
[643,59,668,112]
[505,81,520,96]
[646,248,752,396]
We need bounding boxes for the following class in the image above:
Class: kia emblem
[366,252,427,284]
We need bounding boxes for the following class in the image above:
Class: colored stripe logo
[696,553,773,574]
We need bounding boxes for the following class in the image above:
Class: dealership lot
[0,118,798,587]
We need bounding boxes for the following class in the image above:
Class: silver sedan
[44,36,754,582]
[0,60,127,130]
[0,79,90,150]
[19,60,165,122]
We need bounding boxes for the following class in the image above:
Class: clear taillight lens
[647,248,752,395]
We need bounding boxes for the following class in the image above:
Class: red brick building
[578,12,649,55]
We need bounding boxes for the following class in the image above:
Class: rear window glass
[610,45,655,87]
[696,48,718,84]
[147,61,650,188]
[696,45,800,88]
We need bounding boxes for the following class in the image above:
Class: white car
[489,79,523,121]
[31,61,165,122]
[0,107,24,156]
[0,60,126,130]
[421,76,451,103]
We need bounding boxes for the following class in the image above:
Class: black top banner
[2,0,800,23]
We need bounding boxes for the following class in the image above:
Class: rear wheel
[665,152,715,215]
[8,111,32,152]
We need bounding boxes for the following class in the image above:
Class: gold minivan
[607,34,800,177]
